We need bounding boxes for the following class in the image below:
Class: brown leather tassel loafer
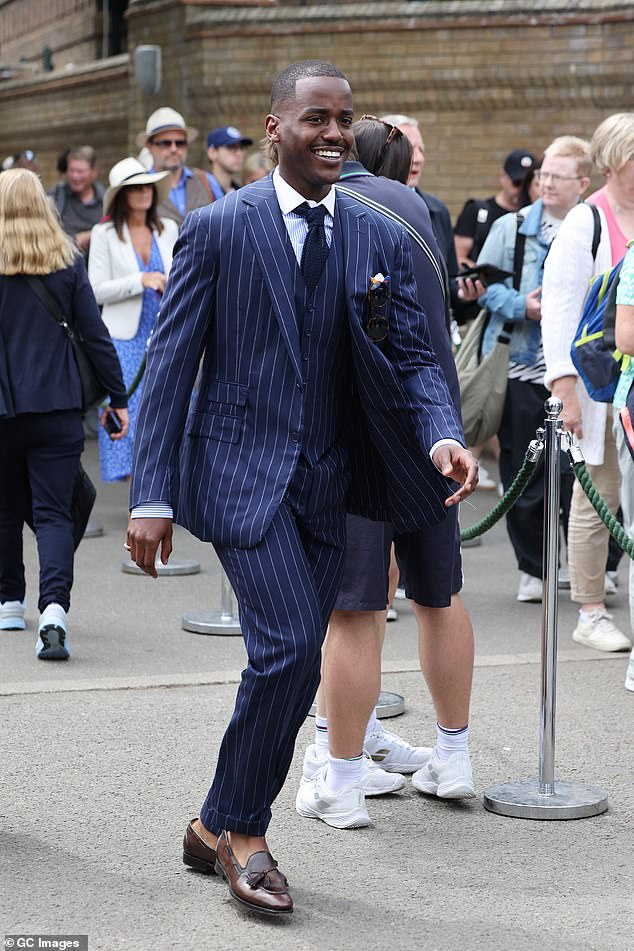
[182,819,217,874]
[214,831,293,915]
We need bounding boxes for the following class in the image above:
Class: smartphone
[453,263,514,286]
[105,410,123,436]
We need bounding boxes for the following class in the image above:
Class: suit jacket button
[290,432,299,442]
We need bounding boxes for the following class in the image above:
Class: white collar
[273,167,336,217]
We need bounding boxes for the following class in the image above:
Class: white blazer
[542,201,612,465]
[88,218,178,340]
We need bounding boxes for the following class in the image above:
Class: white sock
[435,723,469,762]
[364,709,381,743]
[315,715,329,756]
[39,603,67,630]
[324,753,363,793]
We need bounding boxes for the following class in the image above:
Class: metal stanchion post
[484,397,608,819]
[122,556,200,576]
[182,567,241,635]
[309,691,405,720]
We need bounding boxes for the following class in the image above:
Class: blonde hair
[590,113,634,175]
[0,168,77,275]
[544,135,592,178]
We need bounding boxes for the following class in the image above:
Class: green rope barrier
[460,451,541,542]
[572,462,634,560]
[126,352,147,399]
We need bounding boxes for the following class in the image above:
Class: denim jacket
[477,199,549,366]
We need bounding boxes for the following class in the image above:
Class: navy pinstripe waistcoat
[130,174,464,549]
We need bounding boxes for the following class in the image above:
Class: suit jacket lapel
[242,186,302,380]
[336,192,371,318]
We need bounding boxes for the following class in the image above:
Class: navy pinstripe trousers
[199,458,347,836]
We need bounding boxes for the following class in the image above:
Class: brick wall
[0,0,98,69]
[1,0,632,216]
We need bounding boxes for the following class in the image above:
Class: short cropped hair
[380,114,419,130]
[270,61,347,110]
[543,136,592,178]
[353,118,412,185]
[590,113,634,175]
[66,146,97,168]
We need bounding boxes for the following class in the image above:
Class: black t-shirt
[454,196,509,262]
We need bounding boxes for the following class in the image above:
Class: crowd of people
[1,59,633,918]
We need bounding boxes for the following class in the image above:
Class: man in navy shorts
[296,134,475,829]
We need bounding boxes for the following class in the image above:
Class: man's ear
[265,114,280,142]
[207,146,217,163]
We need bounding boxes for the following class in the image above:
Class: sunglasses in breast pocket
[366,273,390,343]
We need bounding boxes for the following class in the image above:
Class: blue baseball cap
[207,125,253,149]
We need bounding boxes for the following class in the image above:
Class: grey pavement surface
[2,440,633,950]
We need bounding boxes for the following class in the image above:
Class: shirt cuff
[130,503,174,519]
[430,439,463,470]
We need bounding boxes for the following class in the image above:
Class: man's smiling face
[266,76,354,201]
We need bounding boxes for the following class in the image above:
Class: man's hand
[552,376,583,438]
[126,517,173,578]
[74,230,92,253]
[432,445,479,506]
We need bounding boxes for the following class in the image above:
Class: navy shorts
[334,509,463,611]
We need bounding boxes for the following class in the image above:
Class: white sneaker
[572,610,631,653]
[295,766,371,829]
[386,604,398,622]
[302,745,405,795]
[364,725,432,774]
[625,648,634,693]
[517,573,543,603]
[394,586,406,600]
[604,573,617,597]
[36,604,70,661]
[0,600,25,630]
[411,750,476,799]
[476,465,497,491]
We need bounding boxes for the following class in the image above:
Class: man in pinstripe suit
[127,61,477,916]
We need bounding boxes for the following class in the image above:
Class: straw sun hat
[103,157,171,215]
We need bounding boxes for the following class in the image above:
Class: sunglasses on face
[151,138,187,149]
[359,115,404,155]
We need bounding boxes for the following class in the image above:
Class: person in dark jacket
[0,168,128,659]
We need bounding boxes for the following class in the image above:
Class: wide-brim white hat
[136,106,199,149]
[103,157,171,215]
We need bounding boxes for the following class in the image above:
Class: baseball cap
[504,149,537,182]
[207,126,253,149]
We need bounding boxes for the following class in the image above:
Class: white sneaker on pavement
[476,465,497,491]
[295,766,371,829]
[604,572,617,597]
[572,610,632,652]
[301,744,406,795]
[411,750,476,799]
[0,600,25,630]
[624,648,634,693]
[364,725,432,774]
[516,573,543,603]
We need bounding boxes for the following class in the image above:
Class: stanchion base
[483,778,608,820]
[182,611,241,636]
[308,690,405,719]
[122,558,200,576]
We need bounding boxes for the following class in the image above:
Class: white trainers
[516,573,543,603]
[411,750,476,799]
[36,604,70,660]
[624,648,634,693]
[572,610,631,653]
[476,465,497,491]
[302,745,405,795]
[0,600,25,630]
[386,604,398,622]
[295,766,371,828]
[364,725,432,774]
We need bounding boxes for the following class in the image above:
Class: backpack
[570,205,630,402]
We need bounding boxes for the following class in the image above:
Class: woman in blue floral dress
[88,157,179,481]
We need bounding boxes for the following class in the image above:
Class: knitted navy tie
[295,202,329,293]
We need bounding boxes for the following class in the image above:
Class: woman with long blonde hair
[0,168,128,659]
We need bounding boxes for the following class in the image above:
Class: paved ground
[2,440,633,950]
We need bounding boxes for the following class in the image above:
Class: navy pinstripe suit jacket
[130,175,464,548]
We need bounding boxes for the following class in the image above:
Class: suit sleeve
[386,227,464,449]
[129,208,217,508]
